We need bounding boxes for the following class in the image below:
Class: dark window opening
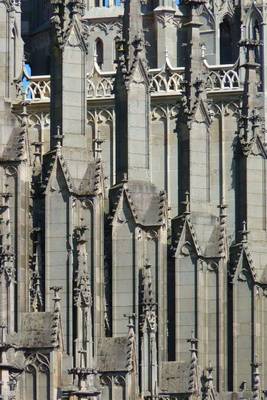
[114,36,120,63]
[252,19,263,90]
[220,17,233,64]
[253,20,261,63]
[96,38,104,69]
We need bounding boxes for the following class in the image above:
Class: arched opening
[220,16,233,64]
[114,36,120,64]
[95,38,104,69]
[251,18,263,89]
[252,19,261,63]
[11,27,16,77]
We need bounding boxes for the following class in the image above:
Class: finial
[218,200,227,217]
[207,360,213,375]
[124,313,136,328]
[78,347,87,368]
[144,258,152,270]
[200,43,206,59]
[251,356,262,400]
[187,330,198,351]
[203,361,214,400]
[21,96,29,115]
[164,49,169,63]
[93,133,104,159]
[0,322,7,344]
[241,220,249,244]
[54,125,64,149]
[240,381,247,400]
[182,191,190,216]
[122,172,128,183]
[206,361,214,389]
[50,286,62,313]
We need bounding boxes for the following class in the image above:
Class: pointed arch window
[114,36,120,64]
[11,27,16,78]
[252,19,261,64]
[248,15,263,89]
[220,16,233,64]
[95,38,104,69]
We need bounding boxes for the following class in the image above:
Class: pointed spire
[180,0,206,128]
[239,39,261,113]
[121,0,147,70]
[187,331,199,397]
[123,0,144,47]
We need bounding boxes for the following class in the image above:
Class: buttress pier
[0,0,267,399]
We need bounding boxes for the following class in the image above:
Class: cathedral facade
[0,0,266,399]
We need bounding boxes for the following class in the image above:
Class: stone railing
[149,67,184,95]
[205,62,241,92]
[14,62,243,104]
[87,72,114,99]
[16,75,51,102]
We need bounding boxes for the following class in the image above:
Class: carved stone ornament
[50,0,88,50]
[74,270,92,308]
[114,375,126,386]
[100,375,112,386]
[25,352,50,373]
[207,261,218,272]
[0,259,16,285]
[0,0,16,12]
[155,13,180,28]
[238,269,250,282]
[181,241,192,256]
[86,20,122,36]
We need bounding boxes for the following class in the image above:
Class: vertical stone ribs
[139,261,158,398]
[73,220,93,369]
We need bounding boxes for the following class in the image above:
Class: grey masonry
[0,0,266,399]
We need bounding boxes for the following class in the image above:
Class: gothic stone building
[0,0,267,399]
